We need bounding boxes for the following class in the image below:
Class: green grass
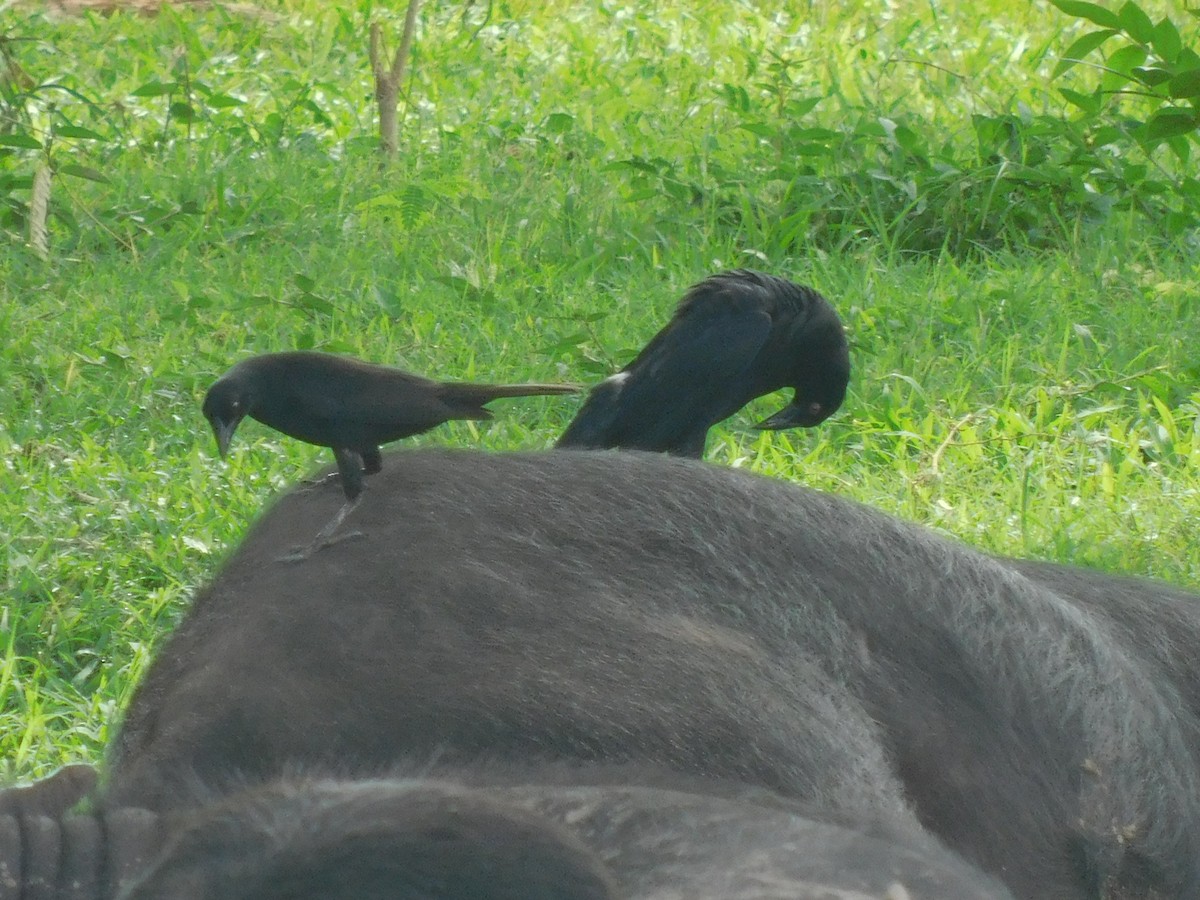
[1,0,1198,779]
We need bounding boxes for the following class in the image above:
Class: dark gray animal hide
[2,767,1013,899]
[10,449,1199,899]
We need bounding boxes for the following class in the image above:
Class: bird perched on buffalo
[557,269,850,457]
[203,351,577,558]
[204,351,578,501]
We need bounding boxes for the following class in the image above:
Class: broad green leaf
[53,125,107,141]
[1102,44,1147,92]
[1166,135,1191,163]
[1120,162,1147,181]
[56,164,109,183]
[1151,17,1182,63]
[169,102,197,123]
[1059,87,1102,114]
[547,332,588,357]
[0,133,43,149]
[206,93,245,109]
[576,357,613,376]
[787,126,840,141]
[1168,69,1200,98]
[130,80,178,97]
[1144,108,1197,142]
[1048,0,1121,30]
[294,293,335,315]
[893,125,927,157]
[1107,43,1148,75]
[1131,66,1171,87]
[1117,1,1155,44]
[544,112,574,134]
[788,96,822,118]
[739,122,779,139]
[99,346,132,367]
[371,285,404,317]
[1054,29,1117,78]
[302,99,332,127]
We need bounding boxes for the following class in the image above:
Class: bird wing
[335,368,459,441]
[559,305,773,452]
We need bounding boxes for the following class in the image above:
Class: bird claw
[276,529,366,563]
[275,498,363,563]
[298,472,344,492]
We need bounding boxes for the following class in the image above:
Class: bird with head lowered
[556,269,850,458]
[203,350,577,555]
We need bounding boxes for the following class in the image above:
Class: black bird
[203,351,577,556]
[557,269,850,457]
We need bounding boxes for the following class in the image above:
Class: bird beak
[210,417,241,458]
[753,400,830,431]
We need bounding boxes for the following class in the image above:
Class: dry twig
[369,0,422,159]
[29,159,50,260]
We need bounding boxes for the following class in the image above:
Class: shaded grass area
[1,0,1198,778]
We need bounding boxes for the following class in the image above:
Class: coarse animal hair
[99,449,1200,900]
[0,765,1014,899]
[1010,558,1200,733]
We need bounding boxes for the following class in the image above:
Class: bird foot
[274,498,363,563]
[297,472,344,493]
[276,529,366,563]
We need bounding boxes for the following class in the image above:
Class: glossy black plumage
[203,351,576,501]
[557,269,850,457]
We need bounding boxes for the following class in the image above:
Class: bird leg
[299,446,380,493]
[361,445,383,475]
[277,448,368,562]
[276,497,365,562]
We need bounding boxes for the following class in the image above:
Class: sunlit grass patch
[1,0,1198,777]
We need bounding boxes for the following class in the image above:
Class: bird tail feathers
[444,382,579,405]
